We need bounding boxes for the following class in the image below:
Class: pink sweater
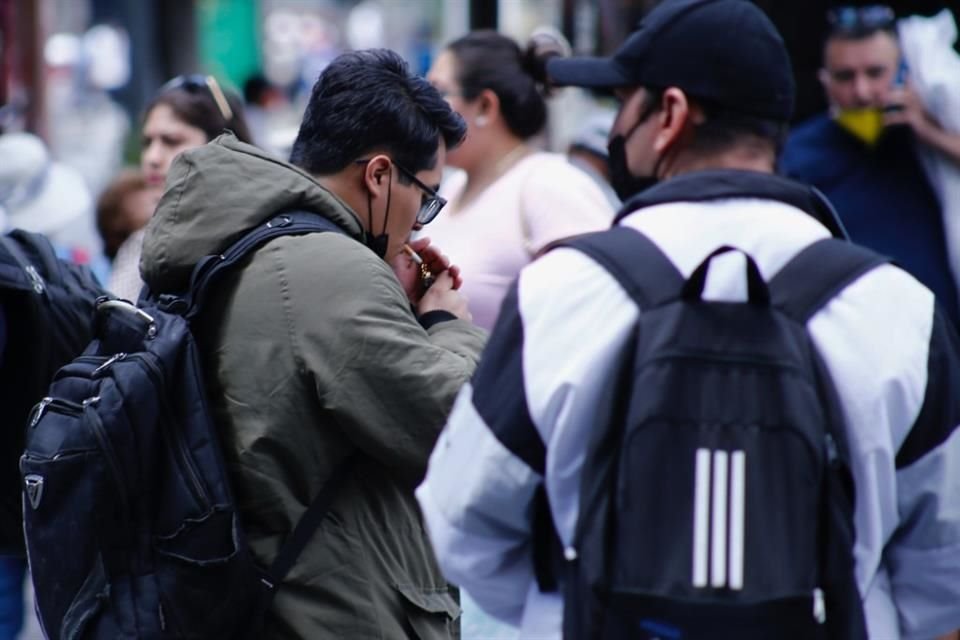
[426,152,615,330]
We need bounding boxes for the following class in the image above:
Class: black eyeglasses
[355,159,447,225]
[827,5,895,35]
[159,74,234,122]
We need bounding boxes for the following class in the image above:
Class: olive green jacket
[140,134,486,639]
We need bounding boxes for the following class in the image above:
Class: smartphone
[883,58,910,114]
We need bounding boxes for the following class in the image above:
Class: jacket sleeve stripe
[470,281,546,475]
[896,307,960,470]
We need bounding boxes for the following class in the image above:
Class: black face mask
[364,171,393,259]
[607,99,664,201]
[608,133,659,201]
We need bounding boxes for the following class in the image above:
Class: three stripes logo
[692,448,746,590]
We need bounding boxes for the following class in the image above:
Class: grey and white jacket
[417,171,960,640]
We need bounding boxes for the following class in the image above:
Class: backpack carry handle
[683,246,770,305]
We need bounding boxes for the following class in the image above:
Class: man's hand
[885,82,960,167]
[418,270,472,322]
[884,84,931,134]
[391,237,462,304]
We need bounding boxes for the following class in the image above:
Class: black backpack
[549,228,880,640]
[21,211,353,639]
[0,230,105,554]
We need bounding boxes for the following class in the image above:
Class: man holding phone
[781,4,960,329]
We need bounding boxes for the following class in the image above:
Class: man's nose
[853,74,874,106]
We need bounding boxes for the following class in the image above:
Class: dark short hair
[243,73,272,105]
[639,88,788,157]
[144,81,253,145]
[290,49,466,177]
[447,31,557,140]
[822,5,898,55]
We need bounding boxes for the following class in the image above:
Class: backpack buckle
[266,215,292,229]
[97,299,158,338]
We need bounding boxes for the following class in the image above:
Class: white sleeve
[417,248,639,624]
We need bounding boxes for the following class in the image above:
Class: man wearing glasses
[139,49,485,638]
[781,4,960,329]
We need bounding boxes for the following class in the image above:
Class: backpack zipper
[130,353,211,510]
[24,265,45,295]
[824,433,839,464]
[813,587,826,624]
[92,353,127,377]
[84,403,131,516]
[29,397,83,428]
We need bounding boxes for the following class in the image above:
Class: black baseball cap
[547,0,795,121]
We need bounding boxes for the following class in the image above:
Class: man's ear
[817,68,831,93]
[652,87,691,153]
[362,154,392,198]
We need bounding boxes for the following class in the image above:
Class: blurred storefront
[6,0,959,195]
[1,0,608,187]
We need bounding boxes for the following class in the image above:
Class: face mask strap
[364,163,393,258]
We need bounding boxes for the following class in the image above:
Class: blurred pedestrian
[0,133,107,640]
[567,109,621,210]
[109,75,252,301]
[425,30,614,330]
[781,4,960,328]
[243,71,288,153]
[0,132,103,272]
[95,169,153,262]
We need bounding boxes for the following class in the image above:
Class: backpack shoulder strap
[0,233,42,292]
[184,211,346,318]
[2,230,66,287]
[553,226,684,310]
[175,210,354,629]
[770,238,888,323]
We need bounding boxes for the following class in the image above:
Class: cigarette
[403,244,436,290]
[403,244,424,264]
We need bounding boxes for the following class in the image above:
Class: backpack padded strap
[185,211,346,318]
[266,452,357,587]
[770,238,888,323]
[555,226,684,310]
[246,452,358,637]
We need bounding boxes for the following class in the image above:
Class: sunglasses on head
[827,5,896,35]
[355,159,447,225]
[160,74,234,122]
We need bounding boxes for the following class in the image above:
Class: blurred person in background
[0,131,107,640]
[780,4,960,329]
[425,30,615,331]
[96,169,154,262]
[109,75,252,301]
[567,109,621,210]
[0,132,106,279]
[243,72,288,154]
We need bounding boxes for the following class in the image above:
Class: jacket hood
[140,133,364,293]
